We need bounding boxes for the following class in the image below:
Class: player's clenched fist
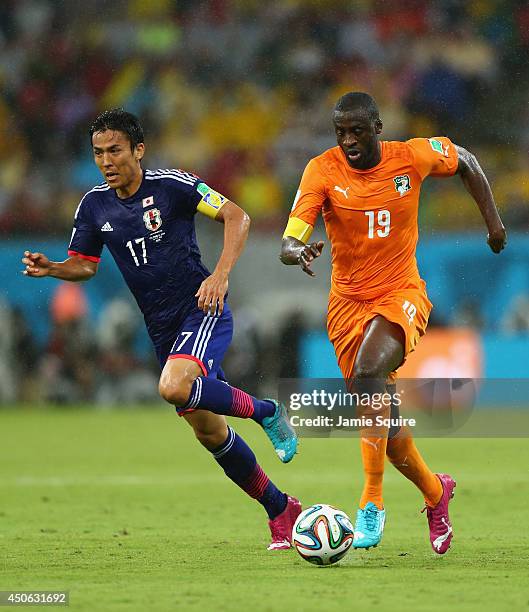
[195,271,229,315]
[21,251,51,277]
[487,225,507,254]
[298,241,324,277]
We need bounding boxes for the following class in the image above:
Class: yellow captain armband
[282,217,314,243]
[196,182,227,219]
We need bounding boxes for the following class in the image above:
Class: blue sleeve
[158,169,205,216]
[188,177,205,212]
[68,192,104,262]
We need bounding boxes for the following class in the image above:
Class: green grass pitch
[1,407,528,611]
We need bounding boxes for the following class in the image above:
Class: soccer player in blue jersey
[22,108,301,550]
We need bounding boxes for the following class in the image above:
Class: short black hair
[334,92,379,122]
[89,108,144,150]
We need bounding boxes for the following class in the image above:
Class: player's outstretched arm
[195,201,250,315]
[21,251,98,281]
[455,145,507,254]
[280,236,324,277]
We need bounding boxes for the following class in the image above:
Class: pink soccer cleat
[267,495,302,551]
[422,473,456,555]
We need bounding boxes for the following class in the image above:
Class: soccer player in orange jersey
[280,92,506,553]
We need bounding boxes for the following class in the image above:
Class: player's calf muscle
[192,428,226,449]
[184,412,228,450]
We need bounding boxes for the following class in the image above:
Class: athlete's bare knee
[159,359,202,407]
[158,376,194,407]
[351,360,389,412]
[353,360,385,380]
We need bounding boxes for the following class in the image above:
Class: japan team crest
[393,175,411,196]
[143,207,163,231]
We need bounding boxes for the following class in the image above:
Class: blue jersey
[68,169,217,346]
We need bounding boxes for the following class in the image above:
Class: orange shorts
[327,279,432,382]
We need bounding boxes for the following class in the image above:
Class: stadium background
[1,0,529,402]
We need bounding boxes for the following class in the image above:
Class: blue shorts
[154,305,233,382]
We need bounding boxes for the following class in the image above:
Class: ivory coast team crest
[143,208,162,231]
[393,174,411,196]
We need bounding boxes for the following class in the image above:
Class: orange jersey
[286,138,458,300]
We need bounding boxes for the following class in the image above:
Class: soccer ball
[292,504,354,566]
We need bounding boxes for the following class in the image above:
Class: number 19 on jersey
[365,210,391,239]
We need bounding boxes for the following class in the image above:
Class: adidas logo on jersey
[101,222,113,232]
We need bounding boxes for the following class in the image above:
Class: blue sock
[183,376,276,424]
[211,427,287,519]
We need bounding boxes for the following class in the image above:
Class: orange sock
[359,432,388,509]
[386,426,442,507]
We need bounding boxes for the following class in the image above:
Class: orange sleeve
[407,137,459,179]
[289,158,327,226]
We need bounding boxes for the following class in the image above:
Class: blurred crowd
[1,274,528,405]
[0,281,304,405]
[0,285,159,404]
[1,0,529,236]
